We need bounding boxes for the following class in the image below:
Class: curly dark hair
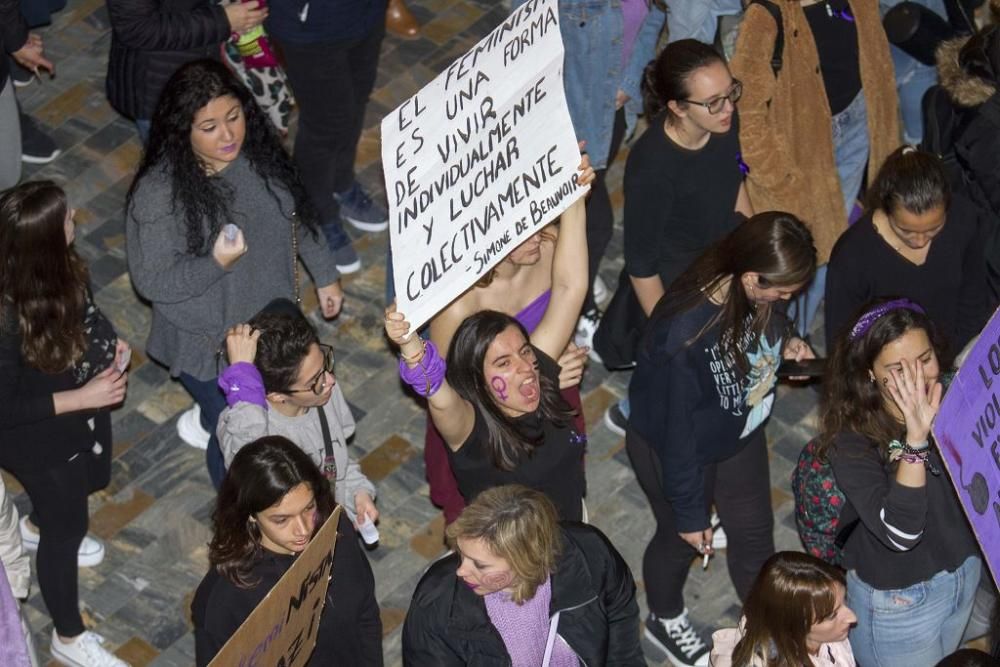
[0,181,90,372]
[209,436,336,588]
[126,59,317,256]
[446,311,576,471]
[817,300,946,461]
[247,307,319,393]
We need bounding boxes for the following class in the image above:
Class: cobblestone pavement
[6,1,827,664]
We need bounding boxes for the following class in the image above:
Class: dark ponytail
[642,39,725,121]
[866,145,950,216]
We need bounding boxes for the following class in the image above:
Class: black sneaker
[645,611,710,667]
[603,401,628,437]
[20,114,61,164]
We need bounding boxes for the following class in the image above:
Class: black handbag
[592,269,647,370]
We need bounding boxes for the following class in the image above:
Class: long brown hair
[648,211,816,375]
[208,436,336,588]
[445,484,562,604]
[732,551,845,667]
[817,300,945,461]
[0,181,89,373]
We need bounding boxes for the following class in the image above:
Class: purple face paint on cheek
[483,571,513,589]
[490,376,508,401]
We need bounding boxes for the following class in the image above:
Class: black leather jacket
[402,522,644,666]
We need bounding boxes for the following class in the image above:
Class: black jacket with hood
[401,522,644,666]
[937,18,1000,297]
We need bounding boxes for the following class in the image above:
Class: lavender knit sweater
[483,576,578,666]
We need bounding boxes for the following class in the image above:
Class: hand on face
[884,358,942,444]
[871,328,941,443]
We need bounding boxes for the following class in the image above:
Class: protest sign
[934,308,1000,588]
[381,0,588,329]
[208,506,342,667]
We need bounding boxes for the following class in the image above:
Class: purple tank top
[515,290,552,333]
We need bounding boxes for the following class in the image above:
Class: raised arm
[529,157,595,359]
[385,304,475,450]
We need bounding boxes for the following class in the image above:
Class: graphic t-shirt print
[705,330,781,438]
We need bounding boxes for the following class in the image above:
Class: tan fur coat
[730,0,900,263]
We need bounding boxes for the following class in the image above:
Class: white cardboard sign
[381,0,588,329]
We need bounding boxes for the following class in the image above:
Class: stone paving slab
[5,1,828,665]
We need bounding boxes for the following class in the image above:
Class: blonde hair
[446,485,562,604]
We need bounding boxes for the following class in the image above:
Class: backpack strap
[750,0,784,75]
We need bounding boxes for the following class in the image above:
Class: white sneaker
[593,274,609,305]
[20,517,105,568]
[176,405,210,450]
[574,308,603,363]
[50,630,129,667]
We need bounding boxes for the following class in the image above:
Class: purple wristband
[398,340,446,397]
[219,362,268,408]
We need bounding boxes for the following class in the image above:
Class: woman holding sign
[423,154,595,524]
[818,299,980,667]
[191,436,382,666]
[386,161,594,520]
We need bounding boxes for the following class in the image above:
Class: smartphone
[777,358,827,379]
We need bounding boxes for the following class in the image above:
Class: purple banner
[934,306,1000,589]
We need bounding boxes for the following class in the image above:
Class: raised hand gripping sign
[381,0,588,330]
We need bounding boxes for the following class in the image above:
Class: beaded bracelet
[888,439,940,475]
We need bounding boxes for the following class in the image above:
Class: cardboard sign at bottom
[208,506,342,667]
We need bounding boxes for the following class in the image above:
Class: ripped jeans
[846,556,981,667]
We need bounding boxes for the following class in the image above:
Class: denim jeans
[665,0,743,43]
[847,556,981,667]
[178,373,227,489]
[793,91,868,336]
[882,0,947,143]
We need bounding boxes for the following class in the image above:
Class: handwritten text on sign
[208,507,342,667]
[934,308,1000,588]
[382,0,587,329]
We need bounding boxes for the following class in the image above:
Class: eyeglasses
[684,80,743,115]
[285,344,335,395]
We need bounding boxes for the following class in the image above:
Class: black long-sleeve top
[628,299,786,532]
[0,296,116,472]
[825,196,993,356]
[191,510,383,666]
[827,431,978,590]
